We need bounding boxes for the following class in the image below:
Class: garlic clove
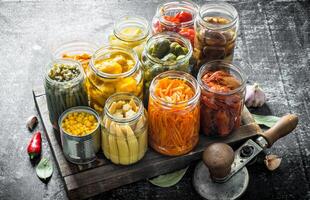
[264,154,282,171]
[245,83,266,108]
[26,115,38,131]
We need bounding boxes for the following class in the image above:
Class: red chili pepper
[178,28,195,45]
[27,131,42,160]
[175,11,193,23]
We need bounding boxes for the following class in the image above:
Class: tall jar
[101,93,148,165]
[148,71,200,156]
[44,59,88,129]
[108,16,150,59]
[193,2,239,75]
[141,32,193,104]
[152,0,198,45]
[197,60,246,137]
[52,41,99,73]
[85,46,143,114]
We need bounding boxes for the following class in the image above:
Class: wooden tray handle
[261,114,298,147]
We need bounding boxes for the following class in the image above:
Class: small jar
[101,93,148,165]
[59,106,101,164]
[85,46,143,114]
[44,59,88,129]
[141,32,193,104]
[108,16,150,59]
[52,41,99,73]
[197,60,246,137]
[148,71,200,156]
[152,0,198,45]
[193,2,239,75]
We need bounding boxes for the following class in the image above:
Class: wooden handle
[261,114,298,147]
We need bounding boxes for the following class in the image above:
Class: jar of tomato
[197,60,246,137]
[101,93,148,165]
[148,71,200,156]
[109,16,150,59]
[85,46,143,114]
[152,0,198,45]
[193,2,239,75]
[141,32,193,105]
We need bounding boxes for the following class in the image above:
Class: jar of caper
[44,59,88,129]
[141,32,193,105]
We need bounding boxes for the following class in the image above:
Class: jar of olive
[193,2,239,75]
[141,31,193,104]
[85,46,143,114]
[109,16,150,59]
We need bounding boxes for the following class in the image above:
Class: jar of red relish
[152,0,198,46]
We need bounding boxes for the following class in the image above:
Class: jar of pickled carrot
[109,16,150,59]
[197,60,246,137]
[85,46,143,114]
[193,2,239,75]
[148,71,200,156]
[152,0,198,45]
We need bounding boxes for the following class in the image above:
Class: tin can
[59,106,101,164]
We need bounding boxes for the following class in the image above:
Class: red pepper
[178,28,195,45]
[27,131,42,159]
[175,11,193,23]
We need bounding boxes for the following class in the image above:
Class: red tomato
[178,28,195,45]
[175,11,193,23]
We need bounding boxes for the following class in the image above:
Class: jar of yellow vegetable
[109,16,150,59]
[85,46,143,114]
[101,93,148,165]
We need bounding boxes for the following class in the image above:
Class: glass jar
[152,0,198,45]
[108,16,150,59]
[52,41,99,73]
[101,93,148,165]
[148,71,200,156]
[193,2,239,75]
[197,60,246,137]
[141,32,193,104]
[85,46,143,114]
[44,59,88,129]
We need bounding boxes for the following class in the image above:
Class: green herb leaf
[252,114,280,128]
[36,157,53,180]
[149,166,189,187]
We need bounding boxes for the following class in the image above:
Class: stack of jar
[43,1,246,165]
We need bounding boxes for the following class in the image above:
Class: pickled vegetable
[200,70,243,137]
[62,53,91,72]
[101,98,147,165]
[148,76,200,156]
[61,111,98,137]
[86,48,143,113]
[45,60,88,128]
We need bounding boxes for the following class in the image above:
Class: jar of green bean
[44,59,88,129]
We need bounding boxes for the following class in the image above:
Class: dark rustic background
[0,0,309,199]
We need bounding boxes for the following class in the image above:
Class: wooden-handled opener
[193,114,298,200]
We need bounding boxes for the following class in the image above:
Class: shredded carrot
[148,77,200,156]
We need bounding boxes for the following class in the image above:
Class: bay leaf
[149,166,189,187]
[36,157,53,180]
[252,114,280,128]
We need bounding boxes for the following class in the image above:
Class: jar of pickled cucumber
[44,59,88,129]
[141,32,193,105]
[193,2,239,75]
[197,60,246,137]
[52,41,99,73]
[148,71,200,156]
[85,46,143,114]
[152,0,198,45]
[109,16,150,59]
[101,93,148,165]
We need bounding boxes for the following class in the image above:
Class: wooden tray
[33,88,262,200]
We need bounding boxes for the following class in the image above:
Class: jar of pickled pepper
[101,93,148,165]
[197,60,246,137]
[148,71,200,156]
[152,0,198,46]
[141,32,193,105]
[109,16,150,59]
[193,2,239,75]
[85,46,143,114]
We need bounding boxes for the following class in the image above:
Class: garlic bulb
[264,154,282,171]
[245,83,266,107]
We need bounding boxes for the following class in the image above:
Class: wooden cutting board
[33,87,262,200]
